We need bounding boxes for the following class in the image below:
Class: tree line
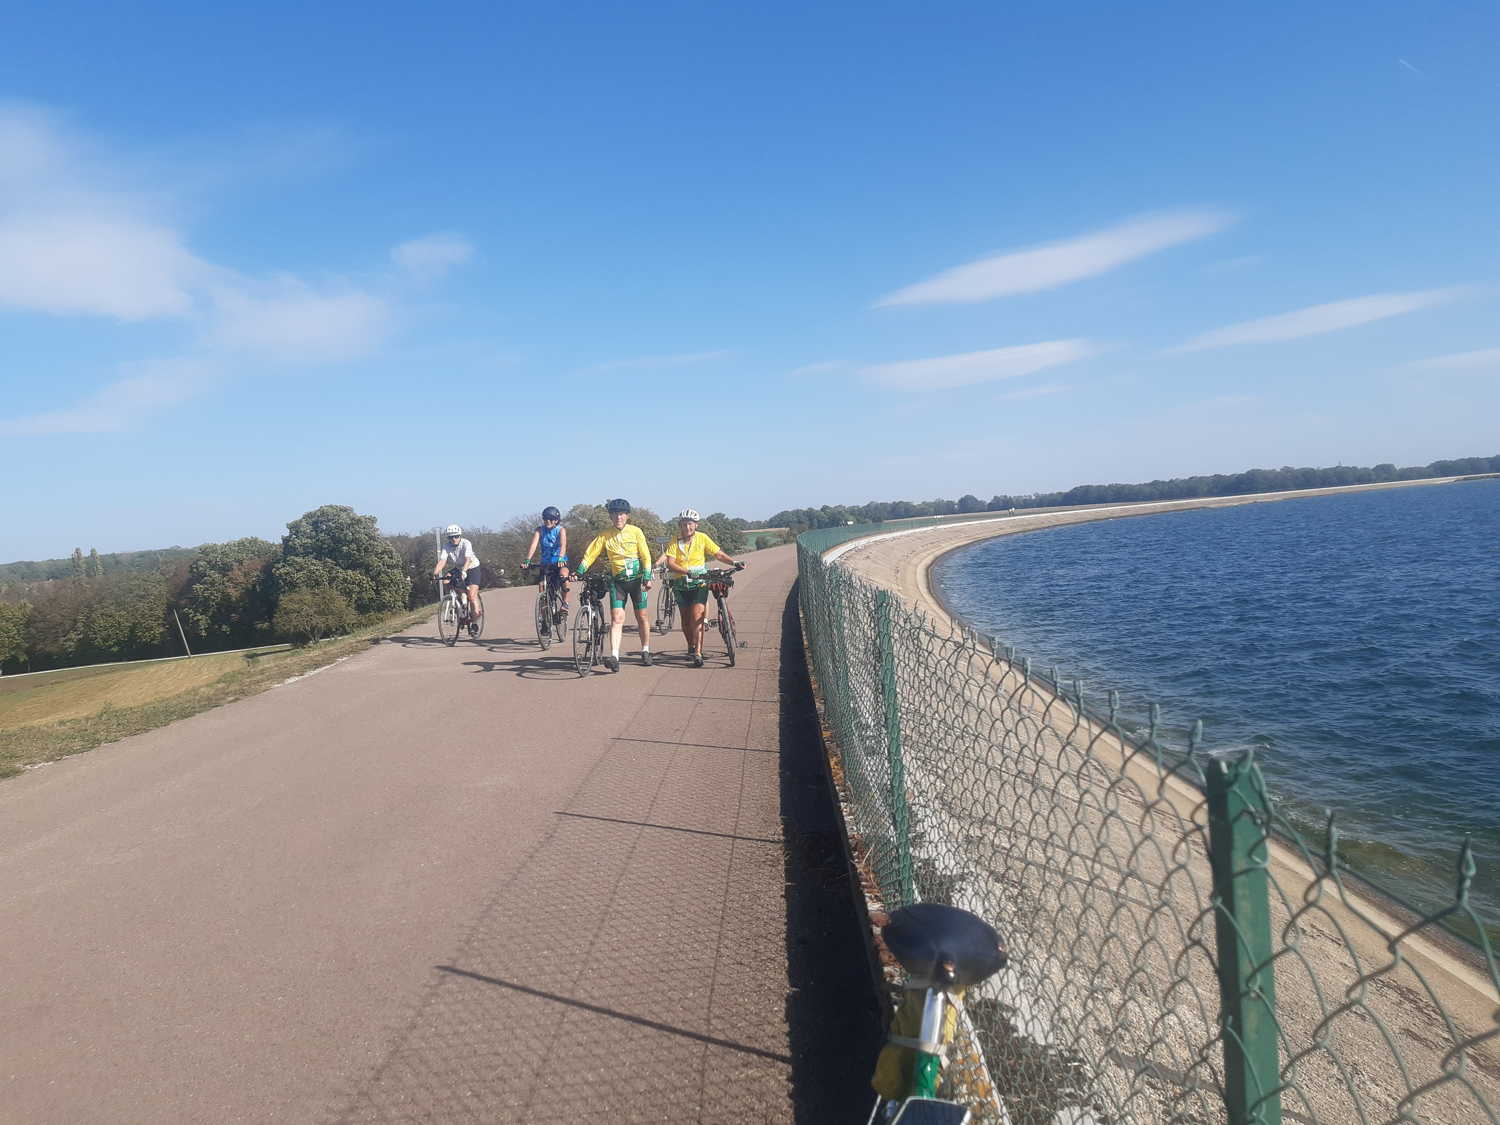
[0,505,410,673]
[760,454,1500,532]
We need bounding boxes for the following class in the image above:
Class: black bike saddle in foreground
[882,903,1007,988]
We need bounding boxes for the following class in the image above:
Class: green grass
[0,609,430,781]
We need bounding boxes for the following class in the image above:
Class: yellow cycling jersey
[665,531,721,574]
[580,524,653,578]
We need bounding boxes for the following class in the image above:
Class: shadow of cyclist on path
[461,657,576,681]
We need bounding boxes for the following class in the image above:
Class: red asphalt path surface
[1,546,801,1123]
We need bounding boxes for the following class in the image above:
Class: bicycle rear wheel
[438,593,458,646]
[535,588,552,649]
[469,592,485,640]
[572,604,597,675]
[717,596,737,666]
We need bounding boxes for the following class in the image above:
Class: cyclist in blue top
[523,506,571,622]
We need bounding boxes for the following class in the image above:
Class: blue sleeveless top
[538,524,564,564]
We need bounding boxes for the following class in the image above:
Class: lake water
[932,479,1500,916]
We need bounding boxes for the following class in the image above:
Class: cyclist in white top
[431,524,483,632]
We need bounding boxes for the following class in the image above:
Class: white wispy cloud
[859,340,1099,391]
[1405,347,1500,372]
[585,350,731,373]
[0,104,207,320]
[1172,289,1461,353]
[0,358,218,436]
[875,209,1236,307]
[392,232,475,280]
[786,360,848,377]
[0,105,466,434]
[0,211,206,320]
[208,280,391,363]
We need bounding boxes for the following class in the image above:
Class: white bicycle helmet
[444,524,463,537]
[677,508,701,521]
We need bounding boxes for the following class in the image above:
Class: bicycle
[704,563,745,666]
[652,565,676,635]
[569,572,610,676]
[524,563,569,651]
[868,903,1008,1125]
[436,573,484,646]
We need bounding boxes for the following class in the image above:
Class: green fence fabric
[797,531,1499,1125]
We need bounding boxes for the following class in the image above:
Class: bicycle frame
[440,575,468,621]
[571,574,610,675]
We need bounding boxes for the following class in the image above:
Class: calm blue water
[933,480,1500,916]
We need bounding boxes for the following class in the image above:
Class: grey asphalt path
[1,545,845,1124]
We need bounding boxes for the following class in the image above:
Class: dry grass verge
[0,608,431,780]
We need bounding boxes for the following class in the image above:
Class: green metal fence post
[876,588,915,905]
[1204,751,1282,1125]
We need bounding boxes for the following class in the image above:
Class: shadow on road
[778,579,884,1123]
[434,966,794,1064]
[462,656,577,680]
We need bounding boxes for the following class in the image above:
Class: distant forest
[2,454,1493,673]
[758,454,1499,532]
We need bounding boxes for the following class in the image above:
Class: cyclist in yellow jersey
[656,508,740,667]
[576,498,655,672]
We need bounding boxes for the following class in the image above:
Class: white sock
[611,641,620,657]
[641,646,650,653]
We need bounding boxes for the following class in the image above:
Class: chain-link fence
[797,527,1500,1125]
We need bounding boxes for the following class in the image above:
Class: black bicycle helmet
[542,506,561,521]
[605,498,631,514]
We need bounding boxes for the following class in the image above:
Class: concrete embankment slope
[0,545,876,1124]
[827,477,1499,1123]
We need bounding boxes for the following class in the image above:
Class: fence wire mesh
[797,529,1500,1125]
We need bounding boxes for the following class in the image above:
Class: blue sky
[3,1,1497,560]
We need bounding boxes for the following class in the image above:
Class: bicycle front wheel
[572,604,597,676]
[438,594,458,646]
[535,589,552,650]
[717,597,737,666]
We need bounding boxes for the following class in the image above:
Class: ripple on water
[932,479,1500,916]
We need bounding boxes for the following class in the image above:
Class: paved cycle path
[0,545,872,1123]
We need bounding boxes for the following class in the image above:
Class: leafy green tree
[76,573,167,660]
[179,538,277,645]
[70,548,85,577]
[275,505,408,614]
[273,587,356,645]
[632,507,667,553]
[700,513,745,553]
[0,601,30,672]
[86,548,103,577]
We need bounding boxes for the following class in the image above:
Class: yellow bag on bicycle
[871,986,963,1099]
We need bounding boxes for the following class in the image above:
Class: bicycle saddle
[882,904,1006,988]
